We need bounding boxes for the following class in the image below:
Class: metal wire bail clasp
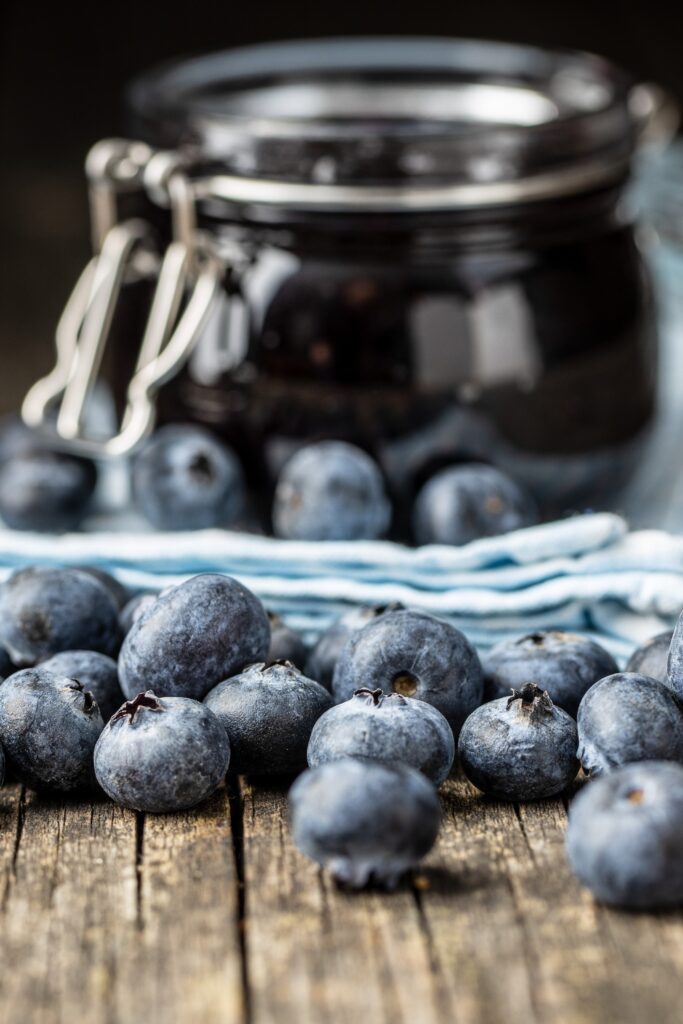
[22,140,223,457]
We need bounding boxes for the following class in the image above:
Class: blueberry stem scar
[507,682,554,718]
[112,690,164,723]
[354,687,384,705]
[65,679,96,713]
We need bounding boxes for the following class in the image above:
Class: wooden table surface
[2,771,682,1024]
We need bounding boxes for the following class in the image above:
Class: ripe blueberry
[41,650,124,722]
[289,757,441,888]
[131,425,245,531]
[119,574,270,700]
[458,683,578,800]
[483,631,618,717]
[305,604,399,691]
[577,672,683,776]
[332,608,483,737]
[566,761,683,909]
[626,631,672,684]
[272,441,391,541]
[95,691,230,812]
[267,613,308,668]
[413,463,538,546]
[308,688,454,785]
[204,661,331,776]
[0,668,104,790]
[0,566,121,665]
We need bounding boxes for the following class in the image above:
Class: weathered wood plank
[241,777,444,1024]
[0,784,243,1024]
[137,786,244,1024]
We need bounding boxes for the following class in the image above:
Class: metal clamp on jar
[22,38,679,511]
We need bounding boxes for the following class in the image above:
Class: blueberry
[308,688,455,785]
[267,613,308,668]
[131,425,245,531]
[0,668,104,790]
[204,661,331,776]
[75,566,130,609]
[458,683,578,800]
[94,691,230,812]
[0,449,97,532]
[119,574,270,700]
[289,757,441,888]
[626,631,672,684]
[272,441,391,541]
[413,463,538,546]
[667,611,683,700]
[119,592,158,635]
[305,604,399,691]
[566,761,683,909]
[0,566,121,665]
[483,631,618,717]
[332,608,483,737]
[577,672,683,776]
[41,650,124,721]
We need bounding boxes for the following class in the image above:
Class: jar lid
[128,38,672,211]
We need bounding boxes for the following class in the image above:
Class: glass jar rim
[128,37,659,210]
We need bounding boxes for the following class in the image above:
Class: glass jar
[26,38,678,523]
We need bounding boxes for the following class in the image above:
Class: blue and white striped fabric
[0,511,681,663]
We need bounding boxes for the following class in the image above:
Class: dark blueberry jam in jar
[31,39,675,520]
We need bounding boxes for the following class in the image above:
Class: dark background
[1,0,682,413]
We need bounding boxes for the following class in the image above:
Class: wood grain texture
[2,775,683,1024]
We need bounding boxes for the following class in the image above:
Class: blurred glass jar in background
[31,39,678,526]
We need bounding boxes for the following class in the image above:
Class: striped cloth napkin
[0,510,681,662]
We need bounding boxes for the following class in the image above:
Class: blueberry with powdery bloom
[131,425,245,530]
[272,441,391,541]
[205,661,331,776]
[305,604,400,691]
[118,574,270,701]
[0,566,121,666]
[94,691,230,812]
[41,650,124,722]
[289,758,441,889]
[577,672,683,776]
[332,608,483,738]
[413,463,538,546]
[308,688,454,785]
[626,631,673,684]
[267,613,308,668]
[75,566,130,610]
[566,761,683,909]
[458,684,578,800]
[483,631,618,717]
[0,668,104,791]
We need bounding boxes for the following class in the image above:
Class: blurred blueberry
[0,668,104,790]
[0,450,97,533]
[74,566,129,609]
[95,691,230,812]
[267,613,308,668]
[289,757,441,888]
[332,608,482,737]
[458,683,578,800]
[413,463,538,546]
[0,566,121,665]
[308,688,454,785]
[483,631,618,717]
[667,611,683,700]
[204,661,331,776]
[625,631,672,685]
[41,650,124,721]
[119,573,270,701]
[577,672,683,776]
[131,425,245,530]
[566,761,683,909]
[272,441,391,541]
